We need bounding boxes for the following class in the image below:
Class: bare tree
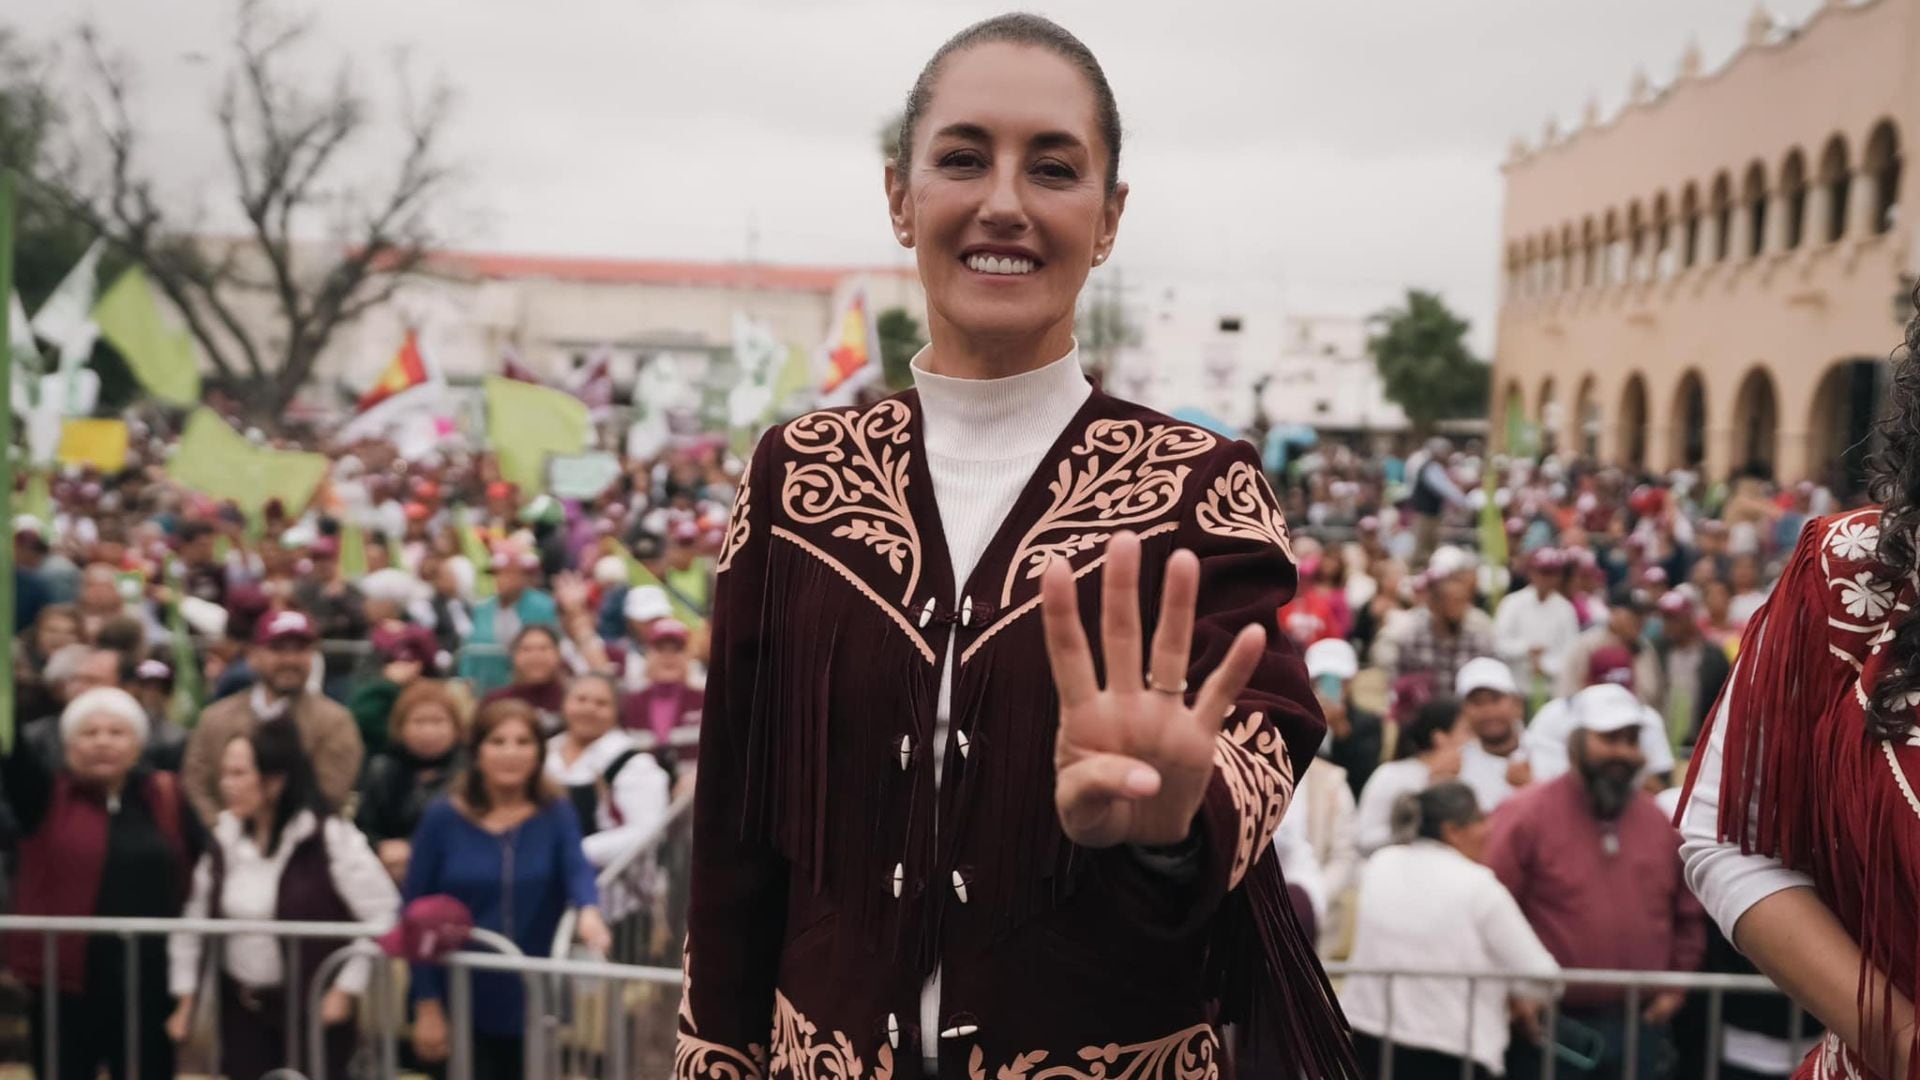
[33,0,457,422]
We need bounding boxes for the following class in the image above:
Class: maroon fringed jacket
[678,389,1353,1079]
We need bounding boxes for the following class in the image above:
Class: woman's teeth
[965,254,1037,275]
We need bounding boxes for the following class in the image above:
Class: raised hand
[1041,531,1267,849]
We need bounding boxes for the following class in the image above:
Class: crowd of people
[1274,439,1838,1079]
[0,414,1839,1079]
[4,423,727,1080]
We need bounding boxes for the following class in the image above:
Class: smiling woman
[678,14,1356,1080]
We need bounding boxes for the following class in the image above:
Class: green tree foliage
[877,306,926,391]
[1367,289,1490,434]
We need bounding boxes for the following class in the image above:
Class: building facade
[1492,0,1917,490]
[292,252,923,403]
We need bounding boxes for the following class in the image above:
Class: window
[1710,172,1734,262]
[1218,317,1242,333]
[1743,161,1769,258]
[1821,135,1852,242]
[1866,120,1903,236]
[1781,150,1808,250]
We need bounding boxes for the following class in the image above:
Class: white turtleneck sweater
[909,342,1091,1056]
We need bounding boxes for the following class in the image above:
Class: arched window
[1581,217,1598,288]
[1781,149,1809,250]
[1711,172,1735,262]
[1821,134,1852,242]
[1743,161,1769,258]
[1602,210,1621,285]
[1541,232,1558,294]
[1652,193,1673,279]
[1865,120,1902,236]
[1680,184,1702,269]
[1626,201,1646,282]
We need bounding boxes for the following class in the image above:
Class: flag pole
[0,168,19,753]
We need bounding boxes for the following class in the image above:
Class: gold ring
[1148,676,1188,696]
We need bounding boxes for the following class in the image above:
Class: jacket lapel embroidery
[768,990,895,1080]
[1195,459,1295,561]
[1000,419,1216,607]
[781,401,924,604]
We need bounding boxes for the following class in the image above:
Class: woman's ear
[886,163,913,248]
[1093,180,1130,266]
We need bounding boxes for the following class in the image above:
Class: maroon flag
[501,349,545,386]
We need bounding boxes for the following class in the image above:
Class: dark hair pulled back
[1865,281,1920,740]
[894,13,1123,195]
[1390,781,1482,845]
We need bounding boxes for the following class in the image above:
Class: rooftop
[419,250,913,293]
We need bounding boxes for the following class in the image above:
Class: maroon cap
[376,896,474,962]
[646,618,691,646]
[1587,644,1637,691]
[309,536,341,560]
[1528,548,1568,573]
[252,609,318,647]
[1657,590,1697,617]
[373,623,441,671]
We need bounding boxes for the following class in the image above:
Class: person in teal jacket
[456,553,558,695]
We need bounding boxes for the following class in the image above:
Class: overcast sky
[14,0,1828,354]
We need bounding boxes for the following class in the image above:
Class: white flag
[728,313,784,430]
[29,240,104,367]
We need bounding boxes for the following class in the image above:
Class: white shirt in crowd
[543,729,672,868]
[1491,586,1582,692]
[1353,758,1436,856]
[1273,802,1327,925]
[1340,840,1561,1075]
[170,810,400,997]
[1457,740,1568,815]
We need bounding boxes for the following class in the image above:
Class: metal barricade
[0,914,391,1080]
[444,950,681,1080]
[1324,961,1804,1080]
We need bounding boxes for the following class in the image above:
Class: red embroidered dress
[677,389,1355,1079]
[1683,509,1920,1080]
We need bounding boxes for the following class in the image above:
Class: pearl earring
[898,232,911,244]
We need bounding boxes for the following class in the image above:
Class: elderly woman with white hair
[4,686,203,1080]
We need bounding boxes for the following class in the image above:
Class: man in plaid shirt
[1394,575,1497,691]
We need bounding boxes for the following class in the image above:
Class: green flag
[168,407,328,520]
[165,562,205,726]
[484,375,590,495]
[93,267,201,406]
[455,506,497,601]
[340,521,369,579]
[1478,458,1508,614]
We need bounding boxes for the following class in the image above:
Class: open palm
[1041,531,1267,848]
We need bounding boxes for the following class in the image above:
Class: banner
[355,327,430,412]
[484,375,591,494]
[548,451,623,501]
[56,418,130,472]
[728,313,784,430]
[168,407,328,519]
[29,239,102,363]
[93,267,202,406]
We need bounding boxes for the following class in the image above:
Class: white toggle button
[939,1024,980,1039]
[898,735,912,770]
[887,1013,901,1049]
[961,595,974,626]
[891,863,904,899]
[955,731,971,760]
[951,870,969,904]
[918,597,936,628]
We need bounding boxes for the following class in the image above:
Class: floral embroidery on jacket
[768,990,893,1080]
[1001,420,1215,605]
[1214,710,1295,890]
[782,400,924,603]
[676,941,769,1079]
[966,1023,1220,1080]
[1194,460,1294,561]
[716,473,753,575]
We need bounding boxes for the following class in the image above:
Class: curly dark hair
[1865,280,1920,739]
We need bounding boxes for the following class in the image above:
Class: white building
[1105,283,1407,439]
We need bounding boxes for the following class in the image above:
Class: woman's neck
[485,785,528,812]
[919,315,1076,381]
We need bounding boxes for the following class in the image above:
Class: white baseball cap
[624,584,672,623]
[1303,639,1359,682]
[1455,657,1519,698]
[1571,683,1645,734]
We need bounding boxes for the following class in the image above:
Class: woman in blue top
[404,698,610,1079]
